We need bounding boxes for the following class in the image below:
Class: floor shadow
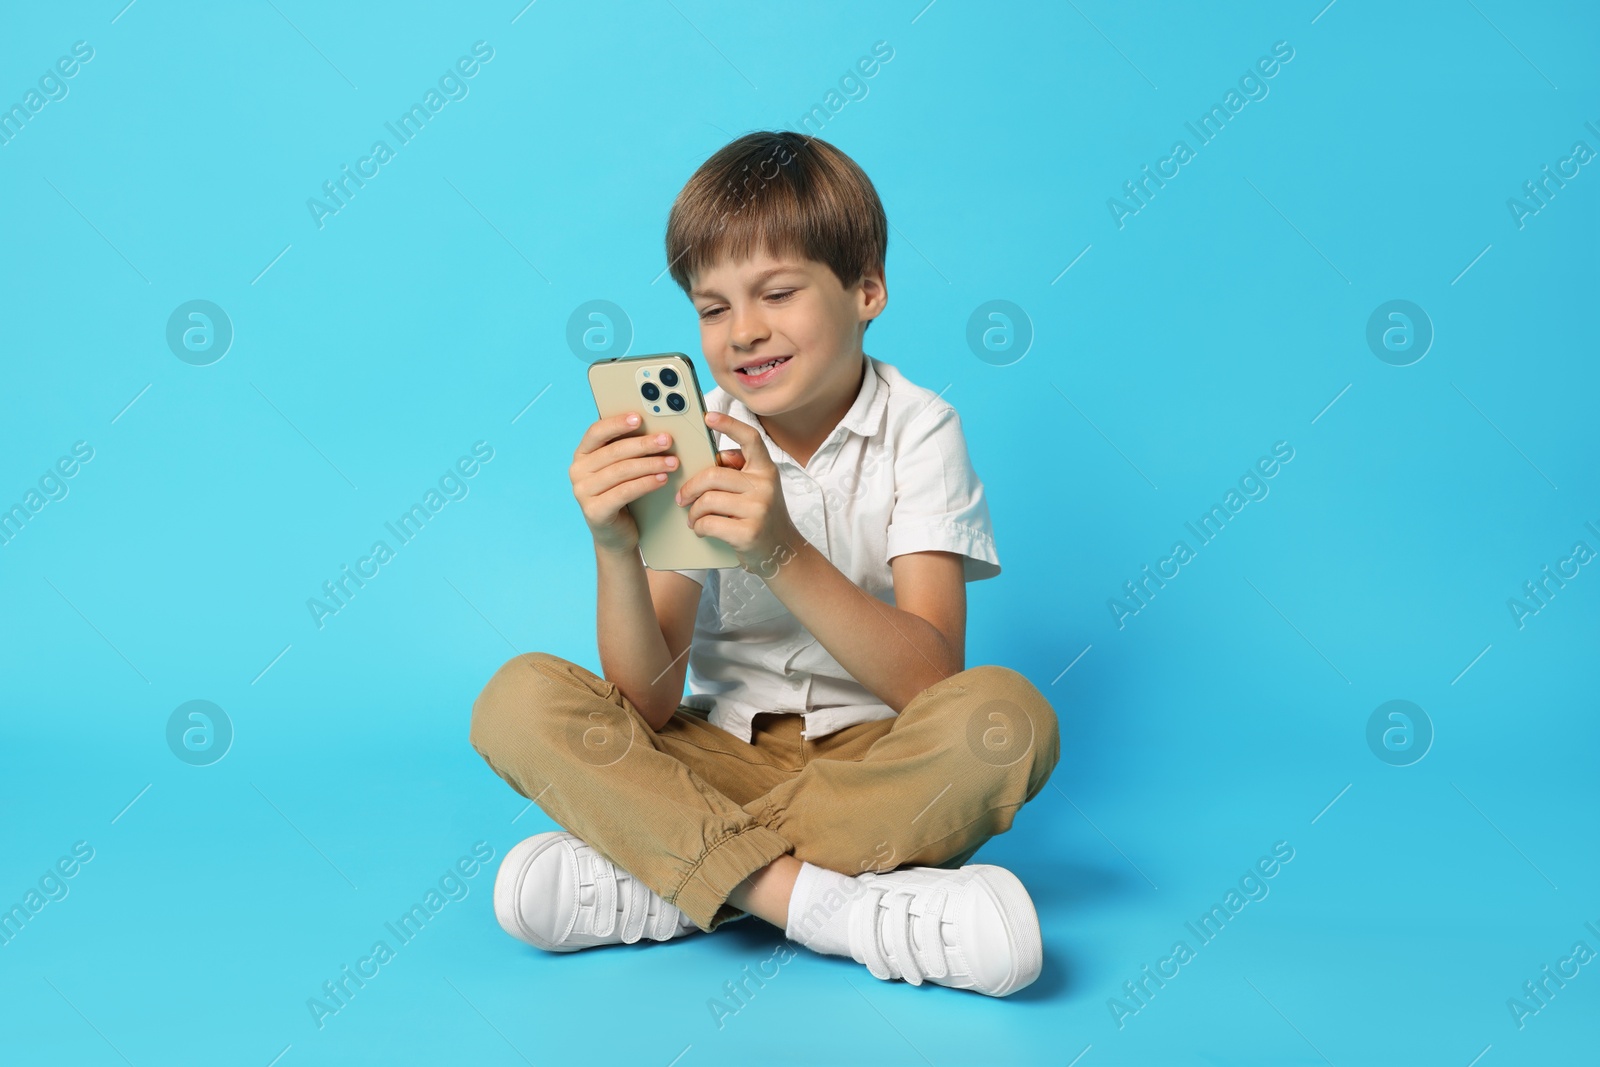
[1005,949,1072,1001]
[706,912,788,953]
[691,860,1117,1003]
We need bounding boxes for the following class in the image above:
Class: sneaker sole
[494,833,579,953]
[965,864,1043,997]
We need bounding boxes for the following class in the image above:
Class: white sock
[785,861,868,958]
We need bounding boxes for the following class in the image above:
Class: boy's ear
[856,267,888,327]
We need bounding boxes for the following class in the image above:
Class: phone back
[588,353,741,571]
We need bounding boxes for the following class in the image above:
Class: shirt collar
[839,354,888,438]
[724,355,887,465]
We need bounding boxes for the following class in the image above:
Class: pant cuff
[669,823,793,933]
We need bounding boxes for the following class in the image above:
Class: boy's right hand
[570,412,680,555]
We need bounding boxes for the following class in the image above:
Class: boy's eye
[698,306,725,320]
[766,290,796,302]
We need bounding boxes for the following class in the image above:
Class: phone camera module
[640,382,661,401]
[658,367,680,387]
[665,392,686,412]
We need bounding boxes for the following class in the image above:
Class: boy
[470,131,1059,997]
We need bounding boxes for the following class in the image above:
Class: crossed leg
[470,653,1059,933]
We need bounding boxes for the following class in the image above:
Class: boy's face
[689,247,886,417]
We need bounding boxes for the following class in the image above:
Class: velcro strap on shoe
[850,886,894,980]
[592,856,617,938]
[620,875,648,944]
[917,887,949,980]
[884,891,922,985]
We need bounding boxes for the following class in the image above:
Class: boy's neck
[755,353,866,468]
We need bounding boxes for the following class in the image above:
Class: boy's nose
[729,305,770,349]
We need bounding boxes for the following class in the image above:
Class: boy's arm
[763,544,966,713]
[675,407,988,713]
[594,543,700,731]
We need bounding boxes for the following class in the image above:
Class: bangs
[665,131,886,295]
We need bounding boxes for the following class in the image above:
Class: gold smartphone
[587,352,741,571]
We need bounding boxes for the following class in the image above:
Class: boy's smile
[690,248,886,466]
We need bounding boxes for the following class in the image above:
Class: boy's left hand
[675,410,803,573]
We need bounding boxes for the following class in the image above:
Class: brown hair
[664,131,888,301]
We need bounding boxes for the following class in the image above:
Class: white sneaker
[493,832,700,952]
[846,864,1042,997]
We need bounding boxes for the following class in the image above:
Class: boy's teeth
[741,358,783,374]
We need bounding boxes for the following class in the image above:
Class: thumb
[716,449,746,470]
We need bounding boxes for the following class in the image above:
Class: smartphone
[587,352,741,571]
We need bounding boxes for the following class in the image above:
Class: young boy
[470,131,1059,997]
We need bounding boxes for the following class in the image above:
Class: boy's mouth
[734,355,792,386]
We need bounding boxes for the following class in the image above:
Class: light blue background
[3,1,1597,1064]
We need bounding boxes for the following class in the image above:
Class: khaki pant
[469,652,1060,932]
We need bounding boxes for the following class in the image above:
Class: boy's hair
[665,131,888,307]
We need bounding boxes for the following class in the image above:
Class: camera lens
[640,382,660,401]
[666,392,686,412]
[658,367,680,387]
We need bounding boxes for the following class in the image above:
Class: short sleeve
[670,568,709,587]
[885,402,1001,581]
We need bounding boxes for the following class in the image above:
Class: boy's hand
[675,411,803,572]
[570,411,680,555]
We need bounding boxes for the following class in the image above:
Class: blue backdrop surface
[2,1,1597,1064]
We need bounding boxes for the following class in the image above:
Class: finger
[578,452,680,499]
[675,464,758,509]
[704,411,775,471]
[575,412,647,458]
[685,488,753,527]
[716,449,746,470]
[687,512,741,546]
[575,429,674,477]
[587,472,674,523]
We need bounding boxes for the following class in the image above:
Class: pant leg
[469,652,796,932]
[741,664,1060,877]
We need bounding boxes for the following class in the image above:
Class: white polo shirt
[669,354,1001,743]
